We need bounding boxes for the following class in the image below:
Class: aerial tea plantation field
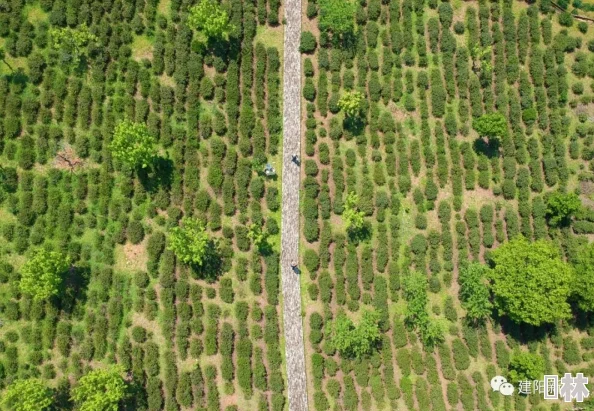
[0,0,288,410]
[299,0,594,410]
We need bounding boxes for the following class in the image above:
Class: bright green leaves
[343,191,365,232]
[188,0,234,41]
[508,351,545,383]
[489,236,574,326]
[472,112,508,141]
[110,120,157,169]
[546,191,582,227]
[168,218,210,266]
[318,0,356,39]
[20,248,69,301]
[338,90,364,118]
[327,310,381,358]
[71,366,127,411]
[49,24,98,67]
[2,379,54,411]
[458,263,493,324]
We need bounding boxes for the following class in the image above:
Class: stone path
[280,0,308,409]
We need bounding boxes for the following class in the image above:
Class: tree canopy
[2,379,54,411]
[20,249,69,301]
[472,112,508,141]
[508,351,545,383]
[458,262,493,324]
[110,120,157,169]
[338,90,364,117]
[49,24,98,66]
[489,236,574,326]
[546,191,582,227]
[343,192,365,232]
[168,218,211,266]
[327,310,381,358]
[188,0,234,40]
[573,242,594,312]
[318,0,356,39]
[71,366,127,411]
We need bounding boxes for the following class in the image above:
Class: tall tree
[458,263,493,324]
[110,120,157,169]
[20,249,70,301]
[338,90,364,117]
[546,191,582,227]
[327,310,381,358]
[318,0,356,39]
[489,236,574,326]
[343,192,365,232]
[71,366,127,411]
[2,379,54,411]
[573,242,594,312]
[168,218,211,266]
[188,0,234,40]
[49,24,98,66]
[472,112,508,142]
[508,351,545,383]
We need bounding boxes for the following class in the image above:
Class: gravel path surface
[281,0,309,409]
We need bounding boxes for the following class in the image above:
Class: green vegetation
[327,310,381,358]
[167,217,211,266]
[300,0,594,408]
[508,351,545,383]
[2,379,54,411]
[489,236,574,326]
[0,0,285,409]
[188,0,234,41]
[546,191,582,226]
[71,366,127,411]
[110,120,157,169]
[19,248,69,301]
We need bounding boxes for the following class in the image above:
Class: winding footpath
[280,0,309,409]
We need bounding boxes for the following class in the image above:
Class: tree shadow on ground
[495,314,551,344]
[347,222,372,245]
[190,240,223,283]
[138,157,174,193]
[473,137,500,158]
[59,264,90,315]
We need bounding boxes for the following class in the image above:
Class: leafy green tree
[573,242,594,312]
[247,223,268,250]
[403,271,429,328]
[188,0,234,40]
[20,249,70,301]
[546,192,581,227]
[338,90,364,117]
[168,218,210,266]
[327,310,381,358]
[472,112,507,142]
[2,379,54,411]
[508,351,545,383]
[110,120,157,169]
[318,0,356,39]
[470,44,492,76]
[343,192,364,232]
[49,24,98,66]
[489,236,574,326]
[458,263,493,324]
[71,366,127,411]
[0,47,13,71]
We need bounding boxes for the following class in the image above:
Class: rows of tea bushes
[301,0,594,409]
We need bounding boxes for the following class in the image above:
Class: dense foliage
[489,236,574,326]
[19,248,69,301]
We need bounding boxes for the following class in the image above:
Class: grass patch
[131,35,154,62]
